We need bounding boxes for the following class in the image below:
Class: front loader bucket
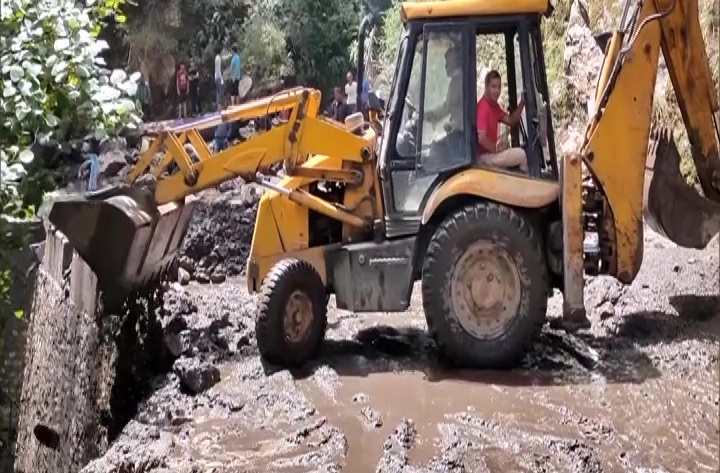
[643,128,720,248]
[47,184,197,295]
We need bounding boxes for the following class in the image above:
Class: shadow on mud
[288,294,719,388]
[614,294,720,343]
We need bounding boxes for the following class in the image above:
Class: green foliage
[373,1,404,98]
[0,0,141,313]
[1,0,142,214]
[541,0,572,96]
[238,2,294,85]
[278,0,361,93]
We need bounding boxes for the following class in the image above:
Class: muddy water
[180,303,720,472]
[296,360,718,472]
[104,238,720,473]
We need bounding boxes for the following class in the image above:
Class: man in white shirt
[344,71,357,113]
[214,48,223,107]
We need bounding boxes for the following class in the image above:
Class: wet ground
[81,229,719,473]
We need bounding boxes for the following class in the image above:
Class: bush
[1,0,142,219]
[0,0,142,311]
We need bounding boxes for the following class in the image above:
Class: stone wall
[0,222,44,473]
[11,227,165,473]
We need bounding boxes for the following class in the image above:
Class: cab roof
[401,0,551,22]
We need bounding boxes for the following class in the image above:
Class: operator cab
[379,8,558,236]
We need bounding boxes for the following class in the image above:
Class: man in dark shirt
[329,86,348,123]
[188,59,201,116]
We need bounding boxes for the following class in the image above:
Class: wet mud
[80,225,720,473]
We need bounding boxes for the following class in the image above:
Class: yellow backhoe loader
[48,0,720,369]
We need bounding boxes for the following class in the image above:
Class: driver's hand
[518,91,527,107]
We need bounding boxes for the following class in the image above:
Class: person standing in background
[229,45,243,106]
[328,86,348,123]
[361,75,371,118]
[176,62,189,118]
[213,101,230,153]
[136,72,151,121]
[214,47,224,108]
[188,59,201,116]
[345,71,357,113]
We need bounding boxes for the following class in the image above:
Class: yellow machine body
[47,0,719,368]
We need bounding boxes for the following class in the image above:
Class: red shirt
[177,69,189,93]
[476,95,507,153]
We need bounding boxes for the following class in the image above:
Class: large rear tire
[256,258,328,368]
[421,201,548,368]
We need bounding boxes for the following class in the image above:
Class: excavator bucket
[47,184,197,295]
[643,128,720,248]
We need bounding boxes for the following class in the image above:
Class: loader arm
[47,87,378,295]
[577,0,720,283]
[128,88,371,205]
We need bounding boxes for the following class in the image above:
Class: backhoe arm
[656,0,720,199]
[579,0,720,283]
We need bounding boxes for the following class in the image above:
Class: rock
[164,333,184,358]
[99,137,127,154]
[360,406,383,429]
[210,271,226,284]
[236,334,251,350]
[194,271,210,284]
[208,312,232,333]
[99,149,128,178]
[352,393,369,404]
[178,267,191,285]
[172,358,220,395]
[165,314,188,334]
[178,255,194,272]
[218,180,235,193]
[596,301,615,320]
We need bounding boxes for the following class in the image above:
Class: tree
[238,2,294,88]
[0,0,141,311]
[278,0,361,94]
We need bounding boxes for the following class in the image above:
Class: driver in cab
[423,44,463,132]
[476,70,528,172]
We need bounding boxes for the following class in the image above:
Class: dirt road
[80,225,719,473]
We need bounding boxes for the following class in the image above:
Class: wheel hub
[283,290,314,344]
[450,241,522,340]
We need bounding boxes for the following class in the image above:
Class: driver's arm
[424,73,459,123]
[501,93,526,127]
[424,97,449,124]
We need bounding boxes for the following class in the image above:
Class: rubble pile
[178,181,263,284]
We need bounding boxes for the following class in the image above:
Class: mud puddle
[299,359,718,472]
[80,237,718,473]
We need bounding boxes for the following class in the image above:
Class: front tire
[256,258,328,367]
[421,201,548,368]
